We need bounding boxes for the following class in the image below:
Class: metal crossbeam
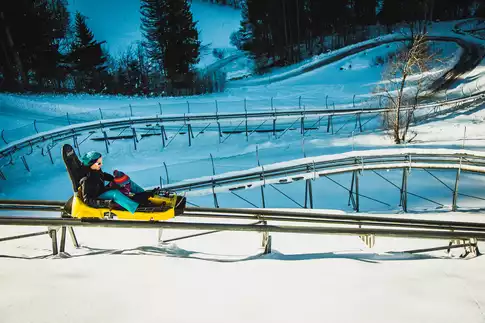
[324,175,390,207]
[230,191,259,208]
[372,170,443,207]
[165,125,186,148]
[269,184,304,208]
[221,120,245,143]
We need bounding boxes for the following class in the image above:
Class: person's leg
[99,190,139,214]
[129,180,145,194]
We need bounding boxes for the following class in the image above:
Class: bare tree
[377,33,441,144]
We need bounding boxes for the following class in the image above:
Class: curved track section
[163,148,485,194]
[1,89,484,164]
[1,32,484,162]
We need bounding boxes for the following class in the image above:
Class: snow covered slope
[2,18,485,323]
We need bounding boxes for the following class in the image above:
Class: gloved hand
[151,187,162,196]
[109,183,122,190]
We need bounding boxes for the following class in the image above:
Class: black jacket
[80,169,117,207]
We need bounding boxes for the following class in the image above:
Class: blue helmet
[81,151,102,167]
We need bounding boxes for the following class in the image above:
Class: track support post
[452,161,461,212]
[47,147,54,164]
[217,122,222,142]
[49,227,58,255]
[160,125,167,148]
[400,167,409,212]
[132,128,138,150]
[359,234,375,248]
[157,229,164,244]
[327,115,334,134]
[260,220,272,255]
[260,185,266,208]
[60,226,67,252]
[187,124,194,147]
[304,179,313,209]
[73,135,81,156]
[348,172,356,210]
[103,131,109,154]
[212,182,219,208]
[447,239,481,258]
[348,170,360,212]
[245,100,248,141]
[210,154,219,208]
[21,156,30,172]
[355,170,360,212]
[259,163,266,208]
[67,226,79,248]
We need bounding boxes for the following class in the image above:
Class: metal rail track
[1,148,484,214]
[0,215,484,241]
[1,200,485,235]
[1,93,482,160]
[1,34,483,160]
[162,149,485,193]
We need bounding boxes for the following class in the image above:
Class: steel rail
[0,199,65,206]
[1,94,484,159]
[0,205,64,212]
[0,216,484,240]
[182,213,485,232]
[183,208,485,229]
[1,199,485,232]
[162,149,485,192]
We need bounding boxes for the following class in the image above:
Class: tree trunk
[282,0,289,63]
[0,11,27,89]
[0,37,15,89]
[395,73,408,144]
[296,0,300,61]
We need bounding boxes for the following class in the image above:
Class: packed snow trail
[229,35,482,88]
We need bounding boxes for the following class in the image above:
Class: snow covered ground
[1,218,485,323]
[2,17,485,323]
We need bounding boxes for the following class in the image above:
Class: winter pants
[129,181,145,194]
[99,189,139,214]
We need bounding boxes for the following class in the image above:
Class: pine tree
[234,0,253,50]
[141,0,200,90]
[308,0,333,42]
[243,0,272,70]
[379,0,404,27]
[353,0,377,26]
[31,0,70,90]
[326,1,352,47]
[115,43,149,95]
[0,0,69,91]
[476,0,485,18]
[69,12,107,92]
